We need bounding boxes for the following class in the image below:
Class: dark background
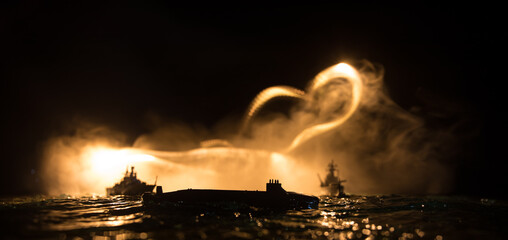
[1,2,504,197]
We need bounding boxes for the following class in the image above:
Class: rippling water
[0,195,505,239]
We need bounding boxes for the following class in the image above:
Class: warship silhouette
[106,166,156,196]
[142,179,319,210]
[318,160,347,197]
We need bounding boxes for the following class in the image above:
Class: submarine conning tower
[266,179,286,194]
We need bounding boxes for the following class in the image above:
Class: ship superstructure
[106,166,155,196]
[318,160,347,197]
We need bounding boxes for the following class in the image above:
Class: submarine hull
[143,181,319,210]
[143,189,318,210]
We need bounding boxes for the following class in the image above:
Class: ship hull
[321,183,347,197]
[107,184,155,196]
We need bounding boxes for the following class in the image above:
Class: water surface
[0,195,505,239]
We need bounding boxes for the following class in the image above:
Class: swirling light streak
[241,62,363,152]
[241,86,305,134]
[45,61,364,195]
[287,63,362,152]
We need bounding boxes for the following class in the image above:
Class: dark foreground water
[0,195,505,240]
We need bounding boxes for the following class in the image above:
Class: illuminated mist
[41,61,456,196]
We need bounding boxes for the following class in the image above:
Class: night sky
[1,2,504,197]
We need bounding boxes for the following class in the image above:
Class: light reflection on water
[0,195,505,239]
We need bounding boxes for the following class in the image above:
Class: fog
[41,60,457,196]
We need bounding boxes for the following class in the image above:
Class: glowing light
[134,147,309,192]
[352,224,359,231]
[287,62,362,152]
[270,152,288,164]
[415,229,425,238]
[239,62,363,152]
[362,229,371,235]
[247,86,305,117]
[45,146,162,195]
[88,148,156,175]
[200,139,234,148]
[311,63,358,90]
[140,233,148,239]
[42,61,366,195]
[242,86,305,133]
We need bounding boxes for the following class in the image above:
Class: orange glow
[42,62,365,196]
[287,62,362,152]
[88,148,156,175]
[79,147,159,195]
[130,147,317,193]
[42,60,450,196]
[42,142,161,196]
[200,139,234,148]
[246,86,305,118]
[242,86,305,133]
[240,62,363,152]
[310,63,359,91]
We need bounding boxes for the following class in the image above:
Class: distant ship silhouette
[143,179,319,210]
[318,160,347,197]
[106,166,156,196]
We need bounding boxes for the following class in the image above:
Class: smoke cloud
[41,60,459,196]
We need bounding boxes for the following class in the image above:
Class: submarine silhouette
[142,179,319,210]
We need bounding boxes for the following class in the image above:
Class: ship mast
[328,160,336,178]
